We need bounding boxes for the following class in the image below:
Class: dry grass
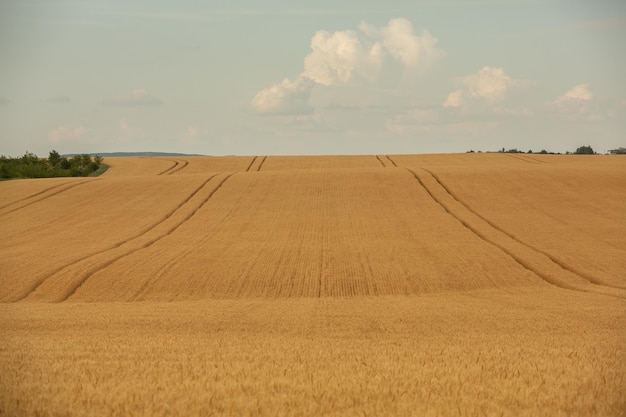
[0,153,625,416]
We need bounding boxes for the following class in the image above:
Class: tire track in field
[0,182,69,210]
[157,159,179,175]
[133,174,254,300]
[0,180,92,216]
[158,159,189,175]
[407,168,626,299]
[257,156,267,171]
[519,154,550,164]
[17,173,224,302]
[16,173,219,301]
[245,156,258,172]
[375,155,387,167]
[505,154,541,164]
[424,169,626,291]
[385,155,398,167]
[60,173,235,302]
[166,159,189,175]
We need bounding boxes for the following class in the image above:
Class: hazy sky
[1,0,624,156]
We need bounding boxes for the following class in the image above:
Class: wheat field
[1,154,625,416]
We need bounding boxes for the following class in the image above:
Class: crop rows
[0,153,624,416]
[46,168,554,301]
[1,154,624,302]
[391,154,626,293]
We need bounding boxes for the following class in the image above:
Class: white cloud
[48,124,94,144]
[251,76,315,115]
[302,29,383,86]
[360,18,445,68]
[462,66,512,103]
[546,84,600,121]
[252,18,445,114]
[103,89,161,106]
[443,67,531,109]
[443,90,464,108]
[552,83,593,105]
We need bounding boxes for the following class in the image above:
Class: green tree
[0,150,104,179]
[574,145,595,154]
[48,150,61,166]
[0,161,14,178]
[21,151,38,165]
[81,154,92,166]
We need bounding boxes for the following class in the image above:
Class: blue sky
[1,0,624,156]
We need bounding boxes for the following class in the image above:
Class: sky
[1,0,625,156]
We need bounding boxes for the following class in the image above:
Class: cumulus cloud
[551,83,592,105]
[102,89,161,106]
[443,90,464,108]
[46,95,71,103]
[462,66,512,103]
[252,18,445,114]
[546,83,599,121]
[302,29,383,86]
[251,76,315,115]
[360,18,445,68]
[443,66,531,109]
[48,124,94,144]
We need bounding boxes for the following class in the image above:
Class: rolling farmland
[1,154,625,416]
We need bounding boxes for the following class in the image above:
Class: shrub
[574,146,595,155]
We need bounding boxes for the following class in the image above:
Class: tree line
[0,150,106,179]
[468,145,598,155]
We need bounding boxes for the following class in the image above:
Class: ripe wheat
[0,154,624,416]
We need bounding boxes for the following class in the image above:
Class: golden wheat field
[0,153,625,416]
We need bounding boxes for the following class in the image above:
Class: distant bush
[574,145,595,155]
[474,145,605,155]
[0,150,106,179]
[495,148,525,154]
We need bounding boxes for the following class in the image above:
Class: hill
[0,153,624,416]
[2,153,624,302]
[62,151,206,157]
